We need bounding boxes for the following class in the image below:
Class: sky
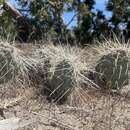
[9,0,112,28]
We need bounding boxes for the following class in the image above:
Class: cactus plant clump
[88,40,130,90]
[0,42,19,84]
[0,40,37,85]
[94,50,129,90]
[34,44,93,104]
[46,60,74,104]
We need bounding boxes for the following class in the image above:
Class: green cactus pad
[45,60,74,104]
[94,50,129,90]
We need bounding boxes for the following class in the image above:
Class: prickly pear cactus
[93,50,129,90]
[0,44,18,84]
[45,60,74,104]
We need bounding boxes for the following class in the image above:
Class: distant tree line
[0,0,130,45]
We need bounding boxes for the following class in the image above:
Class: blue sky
[9,0,112,28]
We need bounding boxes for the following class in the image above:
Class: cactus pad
[93,50,129,90]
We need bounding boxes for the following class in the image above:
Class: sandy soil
[0,82,130,130]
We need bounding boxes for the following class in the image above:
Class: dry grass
[89,39,130,64]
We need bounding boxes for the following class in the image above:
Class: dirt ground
[0,82,130,130]
[0,44,130,130]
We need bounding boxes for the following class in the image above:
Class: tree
[93,10,111,41]
[70,0,96,44]
[1,0,129,44]
[0,0,17,39]
[106,0,130,40]
[17,0,68,38]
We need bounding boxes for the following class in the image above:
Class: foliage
[0,1,17,39]
[0,0,130,44]
[106,0,130,39]
[17,0,67,36]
